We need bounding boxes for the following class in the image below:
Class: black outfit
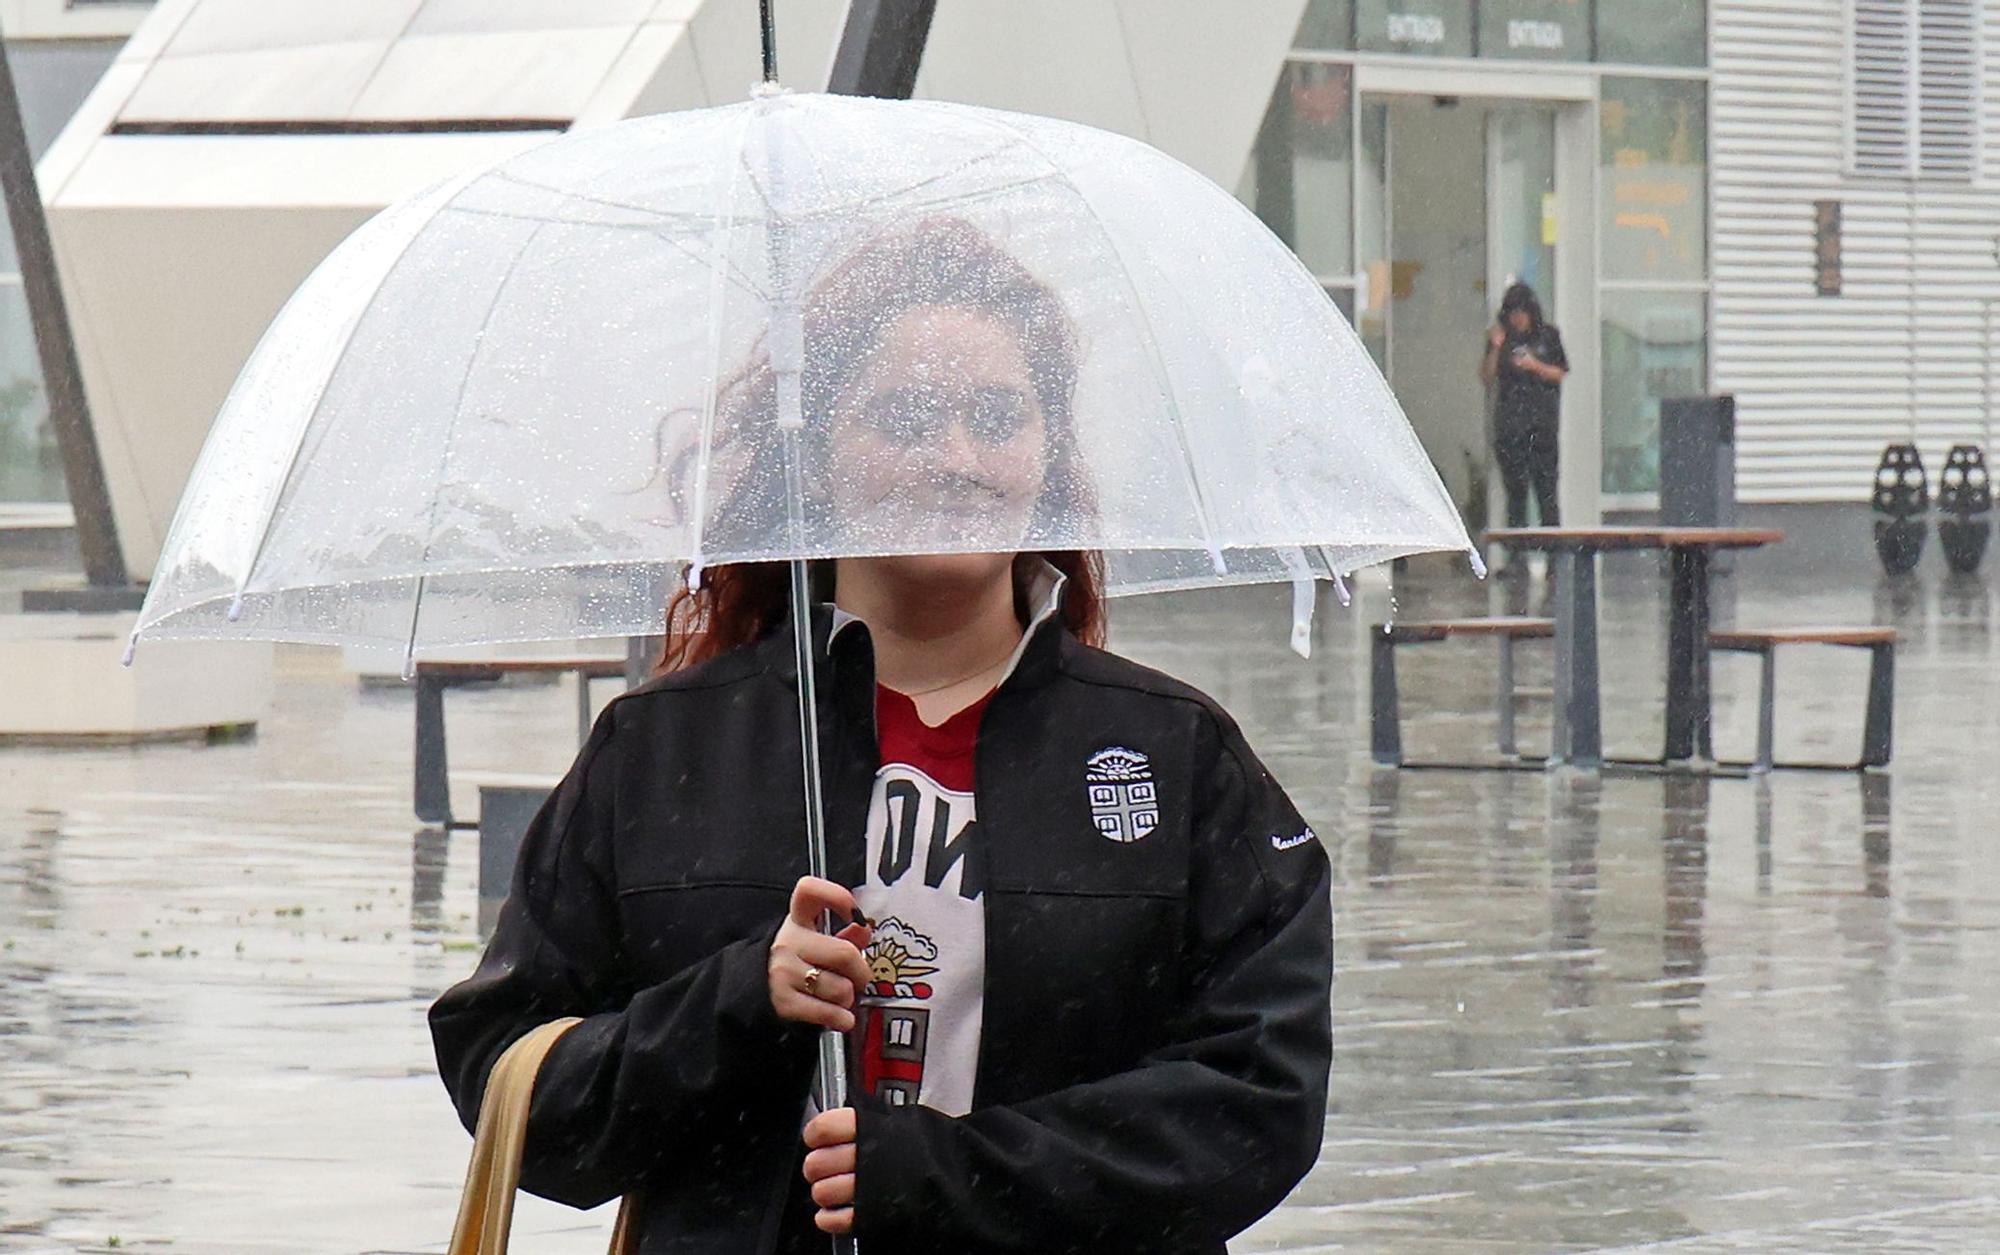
[429,606,1333,1254]
[1492,322,1567,529]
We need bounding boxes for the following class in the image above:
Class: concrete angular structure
[40,0,851,580]
[41,0,1305,583]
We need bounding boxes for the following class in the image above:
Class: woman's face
[825,304,1050,585]
[1506,308,1533,334]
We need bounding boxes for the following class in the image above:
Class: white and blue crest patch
[1085,746,1159,843]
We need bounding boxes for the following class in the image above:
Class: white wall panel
[0,0,155,40]
[915,0,1307,187]
[1714,0,2000,502]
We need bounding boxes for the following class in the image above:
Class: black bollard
[1871,442,1929,575]
[1936,444,1992,574]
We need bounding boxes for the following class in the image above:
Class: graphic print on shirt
[855,916,941,1109]
[1086,746,1159,843]
[854,762,985,1115]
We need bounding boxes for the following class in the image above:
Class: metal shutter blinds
[1918,0,1979,179]
[1852,0,1917,177]
[1850,0,1981,180]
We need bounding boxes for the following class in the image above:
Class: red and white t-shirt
[850,684,992,1116]
[837,563,1064,1117]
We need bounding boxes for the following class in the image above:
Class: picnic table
[412,657,631,827]
[1483,526,1785,769]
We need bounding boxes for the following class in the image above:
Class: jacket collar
[762,559,1071,693]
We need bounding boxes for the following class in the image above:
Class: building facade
[0,0,152,514]
[1249,0,2000,521]
[1712,0,2000,504]
[1244,0,1709,525]
[10,1,2000,550]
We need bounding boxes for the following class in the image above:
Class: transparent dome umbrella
[131,88,1475,1125]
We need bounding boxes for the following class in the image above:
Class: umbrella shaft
[760,0,779,83]
[790,552,854,1122]
[789,554,835,890]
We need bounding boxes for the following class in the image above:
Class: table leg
[414,675,451,827]
[1551,548,1602,769]
[1664,546,1713,762]
[625,635,659,690]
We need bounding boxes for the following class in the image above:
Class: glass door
[1482,105,1559,528]
[1487,106,1558,324]
[1360,95,1493,516]
[1356,97,1390,373]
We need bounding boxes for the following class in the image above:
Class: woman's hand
[803,1107,857,1234]
[1487,324,1507,351]
[769,876,873,1031]
[1518,352,1564,382]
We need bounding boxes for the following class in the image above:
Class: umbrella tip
[1205,546,1227,576]
[120,634,138,668]
[1467,548,1489,580]
[226,594,245,623]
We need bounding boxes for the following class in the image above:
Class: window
[1596,0,1706,66]
[1355,0,1475,57]
[1249,63,1355,280]
[1918,0,1978,178]
[0,282,54,503]
[1602,290,1708,495]
[6,41,122,160]
[1296,0,1708,64]
[1293,0,1354,50]
[1479,0,1590,63]
[0,38,121,504]
[1601,77,1708,283]
[1850,0,1981,180]
[1600,76,1711,498]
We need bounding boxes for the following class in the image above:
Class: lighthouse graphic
[854,917,939,1107]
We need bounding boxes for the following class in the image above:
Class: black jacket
[429,608,1333,1254]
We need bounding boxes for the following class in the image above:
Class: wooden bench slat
[1483,526,1785,552]
[415,658,627,679]
[1712,627,1895,649]
[1383,617,1555,643]
[459,770,565,789]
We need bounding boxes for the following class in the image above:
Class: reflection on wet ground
[3,558,1996,1252]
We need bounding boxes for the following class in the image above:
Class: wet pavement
[3,553,1997,1252]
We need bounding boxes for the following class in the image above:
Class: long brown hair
[657,552,1105,673]
[656,219,1104,674]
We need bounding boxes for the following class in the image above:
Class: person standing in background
[1479,282,1568,562]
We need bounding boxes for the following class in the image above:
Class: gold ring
[803,966,821,995]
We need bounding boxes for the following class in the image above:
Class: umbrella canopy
[134,89,1473,661]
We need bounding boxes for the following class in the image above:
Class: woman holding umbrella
[429,220,1334,1253]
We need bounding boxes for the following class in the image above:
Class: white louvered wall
[1713,0,2000,502]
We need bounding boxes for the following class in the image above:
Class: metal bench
[1709,627,1895,772]
[1371,618,1554,767]
[412,658,628,827]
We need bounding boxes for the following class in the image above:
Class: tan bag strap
[448,1017,640,1255]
